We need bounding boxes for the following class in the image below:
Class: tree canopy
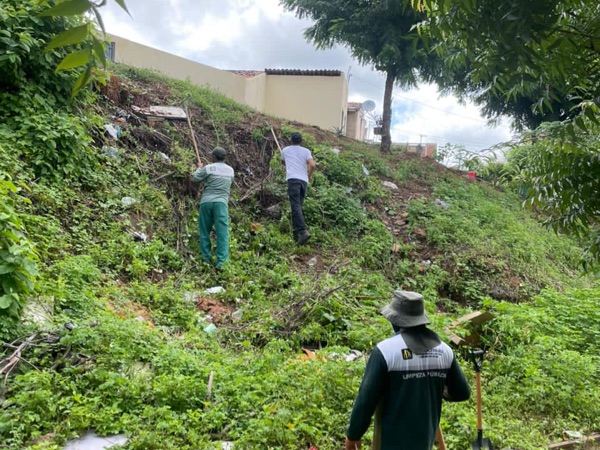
[418,0,600,130]
[281,0,438,152]
[416,0,600,267]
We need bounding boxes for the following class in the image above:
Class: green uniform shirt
[347,330,470,450]
[192,163,234,204]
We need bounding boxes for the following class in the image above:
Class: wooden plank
[548,433,600,449]
[132,105,187,120]
[451,311,494,327]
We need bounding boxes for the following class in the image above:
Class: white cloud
[390,84,514,150]
[102,0,516,152]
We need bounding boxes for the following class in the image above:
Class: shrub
[0,174,38,339]
[303,180,367,234]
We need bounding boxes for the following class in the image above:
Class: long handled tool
[264,121,283,156]
[471,349,494,450]
[436,426,447,450]
[270,126,283,155]
[185,107,204,166]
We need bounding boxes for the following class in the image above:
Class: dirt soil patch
[196,295,233,324]
[108,300,155,327]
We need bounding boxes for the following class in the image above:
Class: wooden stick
[476,371,483,430]
[436,426,447,450]
[270,127,283,154]
[207,370,214,400]
[185,107,202,165]
[1,333,39,387]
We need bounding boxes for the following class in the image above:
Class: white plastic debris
[121,197,137,207]
[331,148,341,155]
[132,105,187,120]
[104,124,121,139]
[204,323,217,335]
[63,431,128,450]
[231,309,243,322]
[307,257,318,267]
[22,296,54,327]
[221,442,234,450]
[205,286,226,295]
[101,146,119,158]
[132,231,147,242]
[183,292,195,303]
[158,152,170,161]
[345,350,363,362]
[382,181,399,190]
[362,165,370,176]
[563,431,583,441]
[434,198,450,209]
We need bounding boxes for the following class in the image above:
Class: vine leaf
[46,24,90,50]
[55,49,91,72]
[114,0,132,16]
[40,0,92,17]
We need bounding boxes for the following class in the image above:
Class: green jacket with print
[347,330,470,450]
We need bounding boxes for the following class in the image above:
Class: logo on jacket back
[402,348,413,360]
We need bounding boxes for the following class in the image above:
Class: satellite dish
[362,100,376,112]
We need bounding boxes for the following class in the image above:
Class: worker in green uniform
[192,147,234,269]
[345,291,471,450]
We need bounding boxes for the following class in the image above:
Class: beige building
[346,102,367,142]
[107,35,353,136]
[406,143,438,158]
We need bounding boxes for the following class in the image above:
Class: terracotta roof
[347,102,362,111]
[227,70,264,78]
[264,69,343,76]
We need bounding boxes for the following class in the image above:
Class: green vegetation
[1,3,599,449]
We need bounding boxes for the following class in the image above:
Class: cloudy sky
[102,0,515,153]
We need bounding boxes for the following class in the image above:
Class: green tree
[520,121,600,269]
[417,0,600,267]
[418,0,600,129]
[280,0,438,153]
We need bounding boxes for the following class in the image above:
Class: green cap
[211,147,227,160]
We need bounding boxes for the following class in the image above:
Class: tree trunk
[380,70,395,153]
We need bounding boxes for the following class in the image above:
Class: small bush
[304,180,367,234]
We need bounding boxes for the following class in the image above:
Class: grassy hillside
[1,65,598,450]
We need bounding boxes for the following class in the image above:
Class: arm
[307,158,316,182]
[444,356,471,402]
[192,165,208,183]
[347,347,387,441]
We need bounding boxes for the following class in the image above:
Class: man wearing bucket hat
[192,147,234,269]
[345,291,471,450]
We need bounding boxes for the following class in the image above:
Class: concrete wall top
[107,34,247,104]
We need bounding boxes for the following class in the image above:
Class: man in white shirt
[281,132,316,245]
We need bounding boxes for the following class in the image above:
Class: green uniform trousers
[199,202,229,268]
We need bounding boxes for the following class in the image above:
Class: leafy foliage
[0,174,39,339]
[418,0,600,130]
[520,121,600,269]
[39,0,130,95]
[481,288,600,441]
[407,178,586,302]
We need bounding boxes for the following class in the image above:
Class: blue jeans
[287,179,307,240]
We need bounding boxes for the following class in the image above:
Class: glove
[345,437,361,450]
